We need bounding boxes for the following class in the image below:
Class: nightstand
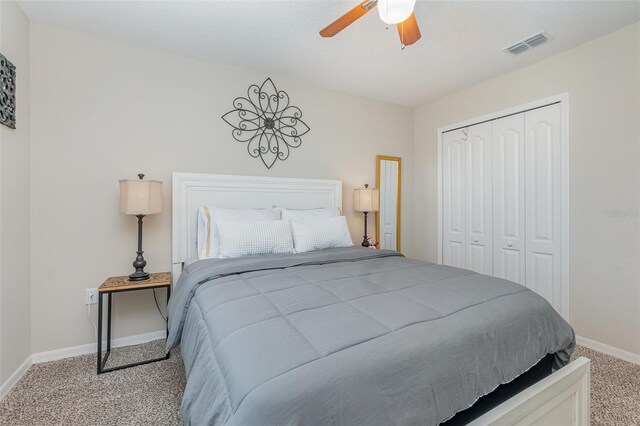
[97,272,171,374]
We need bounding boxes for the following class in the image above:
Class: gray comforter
[167,248,575,426]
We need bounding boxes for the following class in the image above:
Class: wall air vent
[504,31,552,55]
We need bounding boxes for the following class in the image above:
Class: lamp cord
[153,288,167,322]
[86,290,166,339]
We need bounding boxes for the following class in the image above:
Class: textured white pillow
[197,207,281,259]
[216,220,294,258]
[291,216,354,253]
[281,207,341,222]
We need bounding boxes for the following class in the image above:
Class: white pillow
[197,207,281,259]
[290,216,354,253]
[216,220,294,258]
[281,207,340,222]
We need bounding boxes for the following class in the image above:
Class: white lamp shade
[354,186,380,212]
[119,179,162,215]
[377,0,416,24]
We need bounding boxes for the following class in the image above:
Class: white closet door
[525,104,562,311]
[465,122,493,274]
[492,113,526,284]
[442,129,466,268]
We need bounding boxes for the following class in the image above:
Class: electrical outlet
[85,288,98,305]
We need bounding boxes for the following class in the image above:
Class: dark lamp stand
[129,214,150,281]
[361,211,371,247]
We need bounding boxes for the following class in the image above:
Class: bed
[169,173,590,426]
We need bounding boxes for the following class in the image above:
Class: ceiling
[18,0,640,107]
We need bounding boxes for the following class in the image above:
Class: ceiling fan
[320,0,421,48]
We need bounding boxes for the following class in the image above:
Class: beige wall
[0,1,31,383]
[29,23,415,353]
[414,23,640,355]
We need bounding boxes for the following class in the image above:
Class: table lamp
[354,184,380,247]
[119,174,162,281]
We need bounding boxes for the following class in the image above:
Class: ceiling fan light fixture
[377,0,416,25]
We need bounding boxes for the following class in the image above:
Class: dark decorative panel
[0,53,16,129]
[222,78,310,169]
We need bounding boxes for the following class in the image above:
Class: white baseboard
[32,330,166,363]
[577,335,640,365]
[0,355,33,401]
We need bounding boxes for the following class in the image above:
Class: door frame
[436,93,570,320]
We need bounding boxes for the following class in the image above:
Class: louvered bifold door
[442,128,466,268]
[492,113,526,284]
[465,122,493,274]
[524,104,562,311]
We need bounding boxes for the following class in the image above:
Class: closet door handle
[473,238,479,243]
[507,242,513,247]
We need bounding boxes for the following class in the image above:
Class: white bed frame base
[471,357,590,425]
[171,172,590,426]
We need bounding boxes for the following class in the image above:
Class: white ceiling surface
[18,0,640,107]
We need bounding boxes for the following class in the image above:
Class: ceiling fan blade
[396,13,421,47]
[320,0,376,37]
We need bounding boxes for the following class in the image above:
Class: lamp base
[361,211,371,247]
[129,215,150,282]
[129,271,150,281]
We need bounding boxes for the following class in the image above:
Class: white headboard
[172,172,342,282]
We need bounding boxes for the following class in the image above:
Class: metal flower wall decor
[0,53,16,129]
[222,78,310,169]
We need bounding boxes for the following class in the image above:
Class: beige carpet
[0,342,637,425]
[572,346,640,426]
[0,341,185,425]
